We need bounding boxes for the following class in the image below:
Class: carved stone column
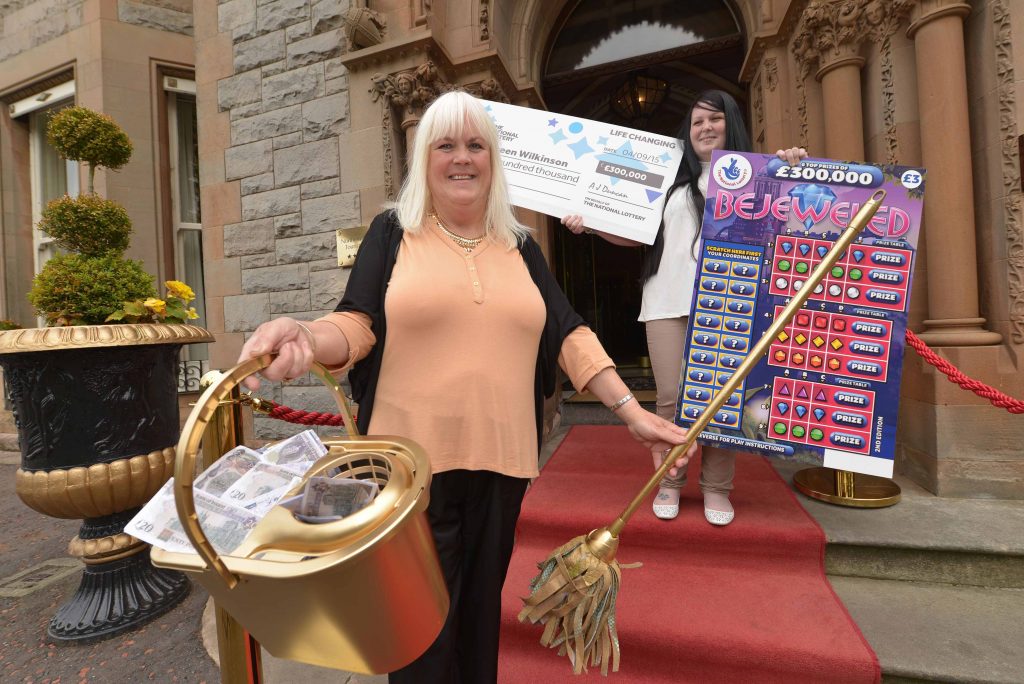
[908,1,1002,345]
[805,2,867,160]
[371,61,452,156]
[791,27,825,154]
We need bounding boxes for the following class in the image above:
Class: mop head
[518,535,622,675]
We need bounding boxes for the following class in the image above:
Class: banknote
[193,446,262,498]
[244,482,299,517]
[129,480,260,555]
[259,429,328,475]
[222,462,300,507]
[283,477,378,523]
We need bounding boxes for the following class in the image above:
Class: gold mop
[518,189,887,675]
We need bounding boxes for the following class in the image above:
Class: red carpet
[500,425,879,683]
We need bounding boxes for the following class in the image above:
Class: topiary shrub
[47,107,132,193]
[29,254,154,326]
[37,194,132,257]
[28,106,196,327]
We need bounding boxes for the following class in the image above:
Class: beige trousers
[645,317,735,494]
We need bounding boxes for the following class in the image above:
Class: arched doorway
[543,0,746,369]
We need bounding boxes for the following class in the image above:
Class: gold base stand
[793,467,901,508]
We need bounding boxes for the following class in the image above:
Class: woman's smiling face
[689,102,727,162]
[427,122,492,214]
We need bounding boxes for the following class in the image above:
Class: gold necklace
[433,215,484,253]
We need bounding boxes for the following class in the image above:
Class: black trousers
[388,469,529,684]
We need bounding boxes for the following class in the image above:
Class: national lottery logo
[712,153,752,190]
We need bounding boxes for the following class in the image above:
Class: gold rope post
[200,371,265,684]
[519,190,887,674]
[792,466,901,507]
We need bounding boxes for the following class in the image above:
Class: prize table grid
[767,307,893,383]
[679,248,762,429]
[768,238,912,313]
[769,378,876,454]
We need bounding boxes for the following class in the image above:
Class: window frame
[163,76,208,367]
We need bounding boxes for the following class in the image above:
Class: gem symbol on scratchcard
[788,184,837,229]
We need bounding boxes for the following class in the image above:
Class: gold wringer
[151,357,448,674]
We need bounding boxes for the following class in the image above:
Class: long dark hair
[641,89,751,282]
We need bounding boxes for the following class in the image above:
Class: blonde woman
[238,91,694,684]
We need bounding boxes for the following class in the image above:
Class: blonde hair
[392,90,529,249]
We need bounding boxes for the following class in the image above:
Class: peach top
[320,224,613,479]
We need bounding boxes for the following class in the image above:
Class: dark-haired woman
[564,89,806,526]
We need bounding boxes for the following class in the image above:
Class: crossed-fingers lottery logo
[713,153,752,190]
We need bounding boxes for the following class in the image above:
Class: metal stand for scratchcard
[793,467,901,507]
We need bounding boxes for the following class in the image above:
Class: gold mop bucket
[151,356,449,673]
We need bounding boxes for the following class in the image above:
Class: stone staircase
[548,414,1024,683]
[765,462,1023,683]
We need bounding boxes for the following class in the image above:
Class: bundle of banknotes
[127,429,375,556]
[280,477,378,523]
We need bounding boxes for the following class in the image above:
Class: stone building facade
[1,0,1022,498]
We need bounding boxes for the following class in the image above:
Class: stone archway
[539,0,749,366]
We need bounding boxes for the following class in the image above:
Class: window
[6,80,78,325]
[21,85,79,279]
[546,0,739,75]
[166,77,207,366]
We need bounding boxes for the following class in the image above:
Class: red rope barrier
[253,332,1024,425]
[266,403,349,426]
[904,330,1024,414]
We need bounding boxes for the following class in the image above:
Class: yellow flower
[186,307,199,320]
[165,280,195,302]
[144,297,167,315]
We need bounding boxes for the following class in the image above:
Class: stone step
[772,461,1024,589]
[831,576,1024,683]
[825,541,1024,589]
[0,432,19,452]
[0,409,16,435]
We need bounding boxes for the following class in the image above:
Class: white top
[638,162,709,322]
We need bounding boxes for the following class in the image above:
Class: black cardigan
[335,210,586,446]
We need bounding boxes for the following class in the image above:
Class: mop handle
[607,189,886,538]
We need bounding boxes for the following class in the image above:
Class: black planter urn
[0,323,213,643]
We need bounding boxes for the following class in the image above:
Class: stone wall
[213,0,356,439]
[117,0,193,35]
[0,0,86,61]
